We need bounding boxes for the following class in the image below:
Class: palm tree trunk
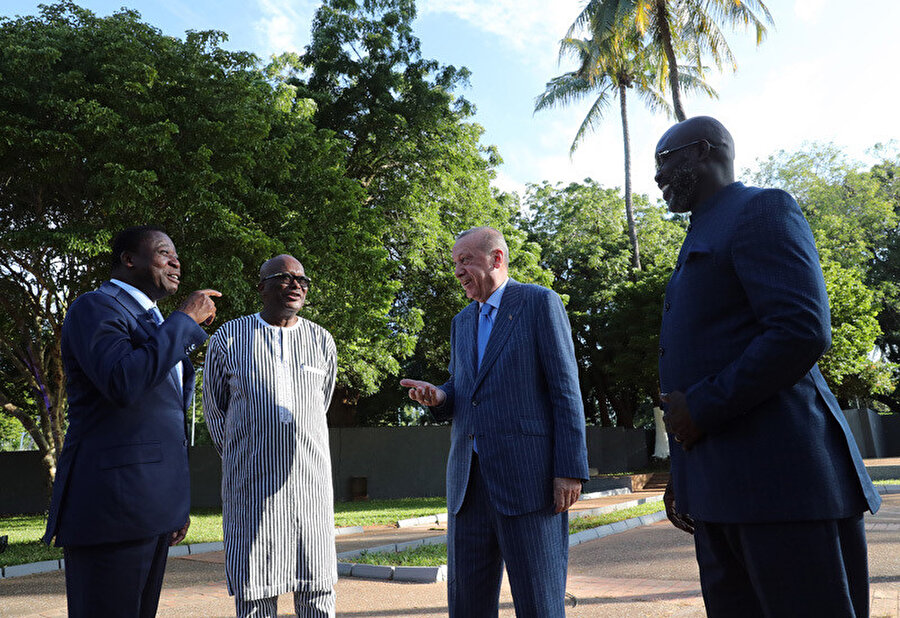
[619,84,641,271]
[655,0,686,121]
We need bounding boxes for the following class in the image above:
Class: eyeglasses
[655,139,717,170]
[261,272,311,290]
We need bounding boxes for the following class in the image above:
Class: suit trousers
[693,514,868,618]
[63,533,170,618]
[447,453,568,618]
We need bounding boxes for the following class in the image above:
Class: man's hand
[400,379,446,407]
[663,479,694,534]
[177,289,222,326]
[660,391,704,450]
[553,477,582,513]
[169,517,190,546]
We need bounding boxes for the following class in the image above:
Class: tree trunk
[327,386,360,427]
[619,84,641,271]
[655,0,686,122]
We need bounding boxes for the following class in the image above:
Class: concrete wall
[1,426,649,515]
[840,408,900,459]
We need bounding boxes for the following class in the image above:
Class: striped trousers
[235,589,336,618]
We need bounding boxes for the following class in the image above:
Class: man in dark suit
[43,226,220,617]
[402,226,589,618]
[656,117,881,617]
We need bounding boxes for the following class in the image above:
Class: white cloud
[794,0,825,23]
[420,0,582,59]
[254,0,318,56]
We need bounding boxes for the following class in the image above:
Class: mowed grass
[0,497,447,568]
[349,501,666,567]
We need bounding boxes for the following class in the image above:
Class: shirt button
[472,401,479,407]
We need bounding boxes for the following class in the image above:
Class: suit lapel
[473,279,523,390]
[100,281,184,404]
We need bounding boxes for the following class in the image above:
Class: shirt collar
[109,278,157,312]
[479,276,510,312]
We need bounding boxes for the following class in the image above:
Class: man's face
[126,232,181,301]
[259,258,308,316]
[452,235,500,303]
[654,133,702,214]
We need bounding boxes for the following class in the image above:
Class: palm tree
[570,0,773,121]
[536,22,712,270]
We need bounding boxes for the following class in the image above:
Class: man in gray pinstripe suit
[402,227,589,618]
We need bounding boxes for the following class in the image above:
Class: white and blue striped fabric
[203,313,338,603]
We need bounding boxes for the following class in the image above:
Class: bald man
[402,227,589,618]
[204,255,338,618]
[656,117,880,617]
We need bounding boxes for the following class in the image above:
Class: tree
[571,0,773,120]
[521,180,685,427]
[748,145,898,405]
[292,0,550,424]
[0,2,393,485]
[536,17,710,271]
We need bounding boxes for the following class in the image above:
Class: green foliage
[0,2,395,478]
[521,180,685,426]
[294,0,549,423]
[747,144,899,405]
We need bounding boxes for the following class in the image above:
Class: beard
[666,164,699,213]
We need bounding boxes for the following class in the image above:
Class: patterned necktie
[477,303,494,369]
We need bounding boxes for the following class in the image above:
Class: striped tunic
[203,313,337,601]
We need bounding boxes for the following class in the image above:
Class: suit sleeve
[686,190,832,432]
[202,331,229,455]
[537,290,590,481]
[65,294,207,408]
[430,316,457,422]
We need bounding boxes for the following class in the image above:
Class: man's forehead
[143,232,174,250]
[266,257,303,273]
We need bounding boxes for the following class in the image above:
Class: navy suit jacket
[659,183,881,523]
[433,279,589,517]
[44,282,208,546]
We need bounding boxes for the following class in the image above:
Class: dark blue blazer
[44,282,208,546]
[659,183,881,523]
[434,279,589,516]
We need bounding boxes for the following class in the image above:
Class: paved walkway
[2,491,899,617]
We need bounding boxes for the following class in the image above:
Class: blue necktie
[477,303,494,369]
[148,307,182,395]
[148,306,164,326]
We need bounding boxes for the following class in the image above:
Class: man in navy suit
[402,226,589,618]
[43,226,220,617]
[656,117,881,617]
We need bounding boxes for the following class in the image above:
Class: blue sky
[4,0,899,199]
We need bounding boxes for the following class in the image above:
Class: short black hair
[110,225,167,271]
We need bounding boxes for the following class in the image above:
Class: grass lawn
[350,501,666,567]
[0,497,447,568]
[873,479,900,485]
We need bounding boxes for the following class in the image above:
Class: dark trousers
[63,533,170,618]
[447,454,568,618]
[694,514,868,618]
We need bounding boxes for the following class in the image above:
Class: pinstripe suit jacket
[659,183,881,523]
[433,279,589,516]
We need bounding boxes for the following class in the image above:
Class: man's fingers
[196,289,223,298]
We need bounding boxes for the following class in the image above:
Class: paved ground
[2,491,899,617]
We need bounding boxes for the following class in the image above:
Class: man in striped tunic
[203,254,338,618]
